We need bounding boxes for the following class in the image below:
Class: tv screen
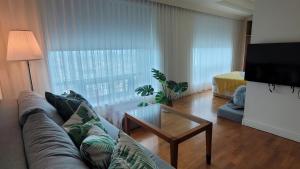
[245,42,300,87]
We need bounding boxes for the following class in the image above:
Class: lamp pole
[27,61,34,91]
[6,31,42,91]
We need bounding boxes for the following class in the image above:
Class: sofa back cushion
[18,90,64,126]
[22,111,89,169]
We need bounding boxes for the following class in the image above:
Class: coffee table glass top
[126,104,208,138]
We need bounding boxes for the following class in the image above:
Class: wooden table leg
[170,142,178,168]
[124,114,130,135]
[206,124,212,165]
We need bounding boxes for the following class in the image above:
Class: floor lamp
[0,85,3,101]
[6,31,42,91]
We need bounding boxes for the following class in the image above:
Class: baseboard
[242,118,300,142]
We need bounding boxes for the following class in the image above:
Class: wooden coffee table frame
[124,104,212,168]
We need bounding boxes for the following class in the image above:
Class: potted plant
[135,68,188,107]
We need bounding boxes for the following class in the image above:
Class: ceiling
[154,0,255,20]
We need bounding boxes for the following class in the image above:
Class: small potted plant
[135,68,188,107]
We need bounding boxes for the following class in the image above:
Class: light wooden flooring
[131,91,300,169]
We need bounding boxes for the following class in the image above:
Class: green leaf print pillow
[63,102,106,147]
[108,131,158,169]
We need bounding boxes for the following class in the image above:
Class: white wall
[243,0,300,142]
[0,0,50,99]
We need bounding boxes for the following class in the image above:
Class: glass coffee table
[124,104,212,168]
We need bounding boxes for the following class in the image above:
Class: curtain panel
[154,5,243,93]
[39,0,243,106]
[39,0,161,106]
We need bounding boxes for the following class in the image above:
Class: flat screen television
[245,42,300,87]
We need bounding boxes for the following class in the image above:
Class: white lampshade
[7,31,42,61]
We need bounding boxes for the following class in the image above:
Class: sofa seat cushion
[22,111,89,169]
[108,131,158,169]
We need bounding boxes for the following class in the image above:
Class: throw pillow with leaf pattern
[63,102,106,147]
[64,102,99,125]
[80,125,116,169]
[45,91,82,121]
[65,90,94,109]
[108,131,158,169]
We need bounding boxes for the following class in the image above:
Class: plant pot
[166,99,173,107]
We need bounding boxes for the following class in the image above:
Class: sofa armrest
[0,100,27,169]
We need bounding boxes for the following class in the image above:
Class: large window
[190,15,241,93]
[40,0,242,106]
[192,47,232,91]
[40,0,160,106]
[48,49,159,105]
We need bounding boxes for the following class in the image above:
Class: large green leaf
[173,82,188,94]
[135,85,154,96]
[137,102,149,107]
[167,80,177,90]
[155,91,169,104]
[151,68,166,82]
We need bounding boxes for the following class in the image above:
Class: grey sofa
[0,91,173,169]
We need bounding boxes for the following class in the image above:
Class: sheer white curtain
[191,14,242,92]
[154,5,243,94]
[39,0,160,106]
[39,0,242,106]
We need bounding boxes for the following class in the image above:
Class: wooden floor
[131,91,300,169]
